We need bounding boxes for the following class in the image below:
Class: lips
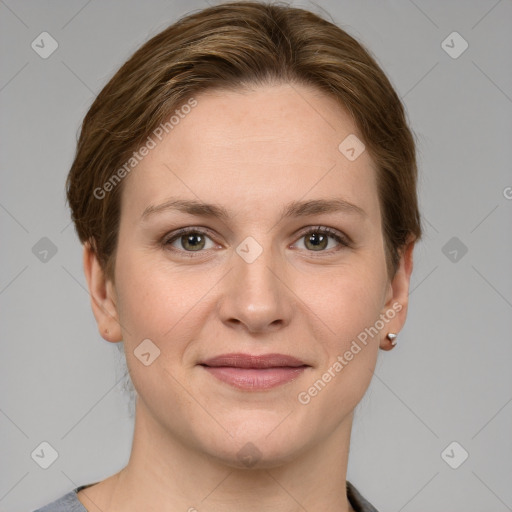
[199,353,310,390]
[200,353,307,368]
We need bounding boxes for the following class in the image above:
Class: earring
[386,333,397,347]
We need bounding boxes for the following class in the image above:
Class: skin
[80,83,414,512]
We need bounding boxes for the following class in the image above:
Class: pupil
[308,232,326,250]
[185,233,203,250]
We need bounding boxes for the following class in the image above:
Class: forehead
[120,83,380,224]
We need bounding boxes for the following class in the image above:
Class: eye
[292,226,350,253]
[162,225,350,256]
[163,228,217,253]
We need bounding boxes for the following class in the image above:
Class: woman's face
[90,83,412,467]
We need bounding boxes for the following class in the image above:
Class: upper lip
[200,353,309,369]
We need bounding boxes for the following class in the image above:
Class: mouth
[198,353,310,391]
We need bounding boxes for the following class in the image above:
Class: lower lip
[202,366,307,390]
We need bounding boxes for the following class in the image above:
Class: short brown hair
[66,0,422,280]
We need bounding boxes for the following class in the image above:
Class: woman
[34,1,421,511]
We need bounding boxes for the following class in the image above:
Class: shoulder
[32,488,87,512]
[346,480,380,512]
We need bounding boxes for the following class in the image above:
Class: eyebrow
[141,197,366,222]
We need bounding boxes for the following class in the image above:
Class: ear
[379,239,415,351]
[83,241,123,343]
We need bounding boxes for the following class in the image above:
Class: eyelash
[161,226,351,256]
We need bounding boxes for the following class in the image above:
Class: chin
[196,415,314,470]
[207,438,307,471]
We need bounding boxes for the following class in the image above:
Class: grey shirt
[33,480,379,511]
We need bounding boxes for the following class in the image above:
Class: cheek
[295,271,385,414]
[290,271,385,443]
[114,259,169,341]
[303,253,388,341]
[320,275,384,379]
[113,245,219,356]
[300,252,388,390]
[113,249,206,408]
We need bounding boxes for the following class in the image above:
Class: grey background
[1,0,511,511]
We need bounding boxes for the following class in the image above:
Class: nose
[217,238,294,334]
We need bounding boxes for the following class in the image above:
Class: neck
[77,397,356,512]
